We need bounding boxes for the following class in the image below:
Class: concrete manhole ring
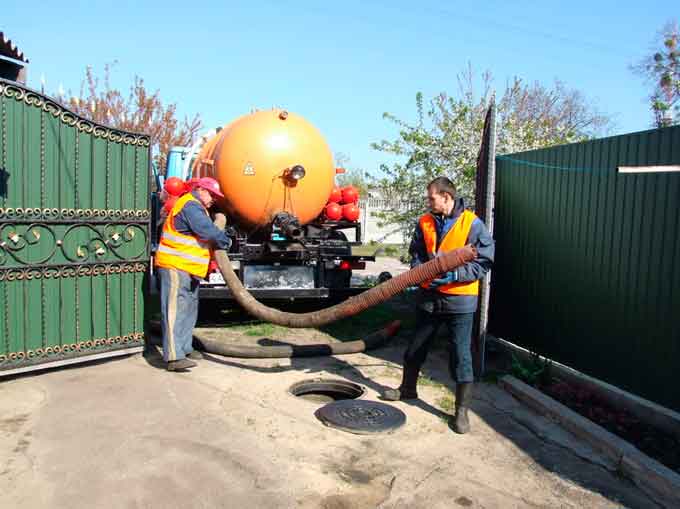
[289,378,365,404]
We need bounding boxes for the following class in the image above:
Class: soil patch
[488,349,680,475]
[540,379,680,474]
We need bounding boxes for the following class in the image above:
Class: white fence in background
[343,198,419,244]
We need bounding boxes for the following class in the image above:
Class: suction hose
[214,244,476,328]
[148,320,403,359]
[147,214,475,359]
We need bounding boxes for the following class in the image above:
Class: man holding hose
[383,176,494,434]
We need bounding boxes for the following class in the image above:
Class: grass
[244,323,280,337]
[417,373,447,389]
[435,393,455,414]
[352,242,407,259]
[202,318,290,337]
[321,302,412,340]
[191,300,411,344]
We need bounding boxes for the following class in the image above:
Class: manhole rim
[288,377,366,402]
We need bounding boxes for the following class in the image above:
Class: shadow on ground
[153,292,658,508]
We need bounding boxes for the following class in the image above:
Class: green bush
[384,246,399,256]
[511,353,553,387]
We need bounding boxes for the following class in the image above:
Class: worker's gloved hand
[224,226,238,237]
[428,270,458,289]
[213,212,227,230]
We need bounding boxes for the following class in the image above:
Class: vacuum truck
[150,109,375,301]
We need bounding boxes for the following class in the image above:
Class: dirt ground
[0,296,659,509]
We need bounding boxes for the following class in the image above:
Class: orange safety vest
[155,193,211,278]
[419,210,479,296]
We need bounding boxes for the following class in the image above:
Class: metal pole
[475,99,497,378]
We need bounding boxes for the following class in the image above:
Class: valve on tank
[272,211,303,240]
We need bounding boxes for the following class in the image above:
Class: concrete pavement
[0,340,657,509]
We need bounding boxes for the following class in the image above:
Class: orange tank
[192,109,335,227]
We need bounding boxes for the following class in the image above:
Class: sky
[2,1,676,174]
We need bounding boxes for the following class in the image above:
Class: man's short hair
[427,177,456,199]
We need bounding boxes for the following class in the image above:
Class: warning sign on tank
[243,162,255,176]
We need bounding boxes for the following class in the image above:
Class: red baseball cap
[196,177,224,198]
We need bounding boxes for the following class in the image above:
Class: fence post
[473,99,497,378]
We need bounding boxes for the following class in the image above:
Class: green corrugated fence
[489,125,680,412]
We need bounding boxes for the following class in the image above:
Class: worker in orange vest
[383,176,494,434]
[155,177,232,371]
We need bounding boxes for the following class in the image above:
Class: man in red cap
[155,177,232,371]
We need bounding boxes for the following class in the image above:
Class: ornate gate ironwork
[0,78,150,374]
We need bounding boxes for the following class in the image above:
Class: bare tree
[632,20,680,127]
[61,63,202,172]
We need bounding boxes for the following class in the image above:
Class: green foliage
[334,152,370,196]
[355,275,379,288]
[369,65,612,237]
[632,20,680,127]
[383,245,399,257]
[510,353,553,387]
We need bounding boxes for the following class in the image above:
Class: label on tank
[243,162,255,175]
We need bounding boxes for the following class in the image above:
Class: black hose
[147,320,401,359]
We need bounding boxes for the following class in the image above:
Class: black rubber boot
[382,364,419,401]
[452,383,473,434]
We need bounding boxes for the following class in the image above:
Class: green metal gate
[0,79,150,375]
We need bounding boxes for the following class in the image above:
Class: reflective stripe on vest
[156,245,211,265]
[161,231,209,250]
[419,210,479,296]
[155,193,211,278]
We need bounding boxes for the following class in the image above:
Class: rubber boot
[452,383,473,434]
[383,364,420,401]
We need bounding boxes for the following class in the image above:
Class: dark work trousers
[158,267,200,362]
[404,310,475,383]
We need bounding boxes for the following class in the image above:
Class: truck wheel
[326,269,351,289]
[377,271,392,283]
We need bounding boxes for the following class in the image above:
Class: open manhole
[289,378,365,404]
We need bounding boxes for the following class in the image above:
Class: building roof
[0,32,29,63]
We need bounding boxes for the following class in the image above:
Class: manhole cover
[290,378,365,403]
[315,400,406,435]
